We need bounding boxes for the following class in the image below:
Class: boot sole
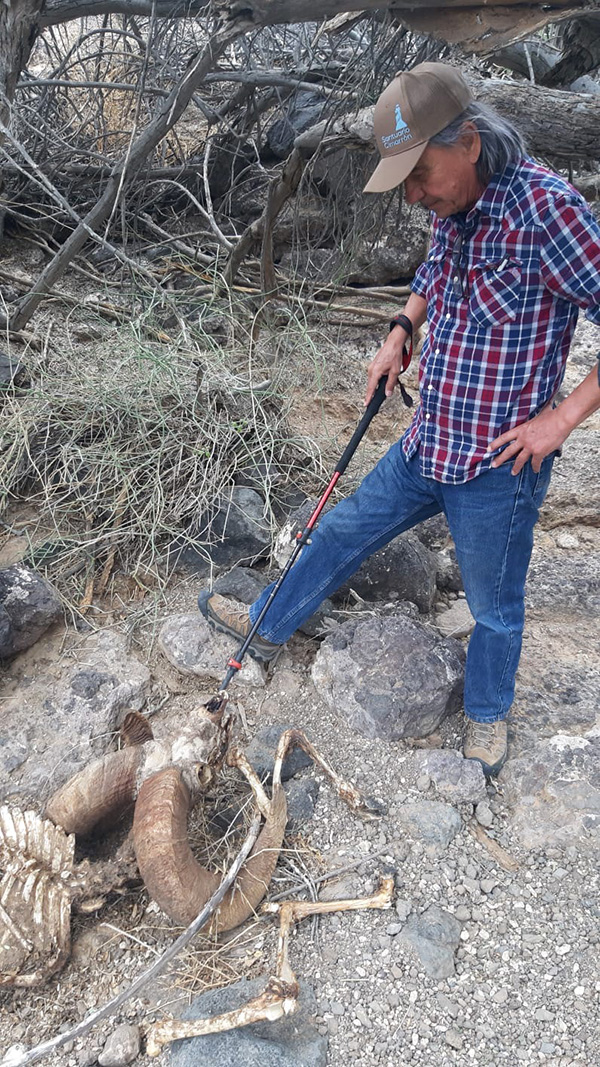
[197,592,282,665]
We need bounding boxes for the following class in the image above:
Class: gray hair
[429,102,526,183]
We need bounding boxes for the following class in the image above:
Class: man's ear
[459,122,481,163]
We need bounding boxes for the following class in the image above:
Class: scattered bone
[3,708,384,997]
[145,874,395,1056]
[0,807,74,988]
[133,727,383,929]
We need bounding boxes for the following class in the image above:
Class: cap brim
[363,141,428,193]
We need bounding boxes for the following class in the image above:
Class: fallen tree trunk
[40,0,600,38]
[295,75,600,165]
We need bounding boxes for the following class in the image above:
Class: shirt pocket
[425,252,445,306]
[468,258,522,328]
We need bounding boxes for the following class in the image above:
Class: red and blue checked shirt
[403,157,600,483]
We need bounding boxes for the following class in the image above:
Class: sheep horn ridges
[132,767,287,929]
[45,747,144,837]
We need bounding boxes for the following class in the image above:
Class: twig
[468,819,519,873]
[268,848,390,902]
[6,20,248,333]
[0,815,262,1067]
[275,294,391,322]
[225,148,306,287]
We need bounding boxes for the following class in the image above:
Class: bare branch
[226,147,305,288]
[7,19,248,332]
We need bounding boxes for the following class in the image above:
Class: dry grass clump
[0,313,319,601]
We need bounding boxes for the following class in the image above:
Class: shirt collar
[466,158,524,222]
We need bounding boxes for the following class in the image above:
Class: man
[199,63,600,776]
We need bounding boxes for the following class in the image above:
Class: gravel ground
[239,664,600,1067]
[4,640,597,1067]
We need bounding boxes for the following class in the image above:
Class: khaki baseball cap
[364,62,473,193]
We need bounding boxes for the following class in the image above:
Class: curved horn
[132,767,287,930]
[45,747,144,836]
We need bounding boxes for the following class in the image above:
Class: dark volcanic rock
[397,801,462,851]
[213,566,270,605]
[335,532,437,614]
[526,553,600,614]
[0,564,62,658]
[500,732,600,848]
[173,487,271,575]
[285,778,320,832]
[265,91,327,158]
[244,724,313,783]
[312,613,465,740]
[397,905,462,979]
[415,749,486,803]
[1,630,151,803]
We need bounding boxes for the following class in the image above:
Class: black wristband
[389,313,413,336]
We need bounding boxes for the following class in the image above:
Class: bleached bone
[271,727,385,817]
[145,874,394,1056]
[7,714,383,990]
[0,807,75,987]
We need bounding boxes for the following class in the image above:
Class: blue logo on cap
[395,104,409,132]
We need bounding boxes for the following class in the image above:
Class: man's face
[403,138,485,218]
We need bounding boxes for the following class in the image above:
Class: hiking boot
[463,717,508,777]
[198,591,282,664]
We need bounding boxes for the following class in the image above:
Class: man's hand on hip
[489,363,600,474]
[487,405,570,474]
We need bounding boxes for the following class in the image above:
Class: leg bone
[145,874,394,1056]
[272,729,386,818]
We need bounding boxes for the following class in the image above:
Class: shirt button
[435,348,440,355]
[446,313,451,319]
[425,413,431,420]
[427,384,433,390]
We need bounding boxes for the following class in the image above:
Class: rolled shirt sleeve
[539,194,600,325]
[411,259,430,299]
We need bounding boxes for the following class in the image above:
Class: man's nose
[404,176,421,204]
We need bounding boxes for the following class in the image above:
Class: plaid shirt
[404,157,600,483]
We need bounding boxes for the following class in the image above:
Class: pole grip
[334,375,388,476]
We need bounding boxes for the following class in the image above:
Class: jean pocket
[468,260,522,328]
[531,451,556,507]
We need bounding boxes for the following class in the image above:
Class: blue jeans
[249,444,554,724]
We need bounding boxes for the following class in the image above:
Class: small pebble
[555,532,579,549]
[445,1029,464,1050]
[98,1024,140,1067]
[475,802,494,828]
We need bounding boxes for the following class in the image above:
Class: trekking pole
[213,375,390,698]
